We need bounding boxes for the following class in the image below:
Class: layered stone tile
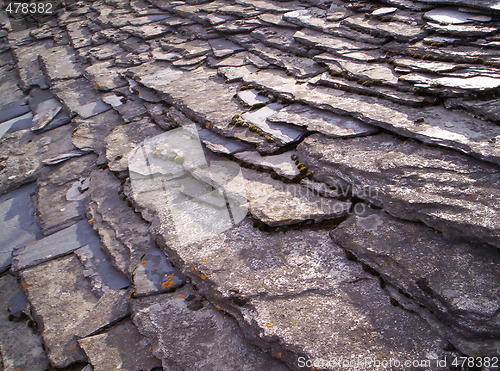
[297,133,500,248]
[331,209,500,356]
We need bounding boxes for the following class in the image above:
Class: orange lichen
[201,274,207,280]
[215,305,221,310]
[205,122,211,129]
[88,219,94,225]
[161,280,174,288]
[178,294,185,298]
[141,260,149,266]
[149,345,153,352]
[69,346,77,351]
[21,282,28,290]
[167,273,175,279]
[82,340,89,346]
[203,258,209,262]
[190,267,196,271]
[276,352,283,358]
[266,322,273,327]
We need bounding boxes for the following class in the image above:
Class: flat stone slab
[87,169,161,277]
[219,65,500,165]
[12,219,101,271]
[0,274,49,371]
[0,112,32,139]
[234,151,300,179]
[75,243,131,297]
[78,319,162,371]
[268,103,377,138]
[132,248,185,297]
[0,130,41,196]
[20,254,99,368]
[74,290,130,338]
[35,155,96,235]
[132,287,290,371]
[296,133,500,248]
[241,168,350,227]
[0,98,30,123]
[39,45,83,81]
[51,78,112,119]
[331,209,500,356]
[72,109,125,163]
[149,218,453,369]
[0,183,42,272]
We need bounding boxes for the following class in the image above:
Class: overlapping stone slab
[132,286,290,371]
[331,209,500,356]
[12,219,101,271]
[0,274,49,371]
[147,217,453,369]
[20,254,99,368]
[0,183,42,272]
[297,133,500,248]
[219,65,500,164]
[78,319,162,371]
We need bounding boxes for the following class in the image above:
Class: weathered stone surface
[241,168,350,227]
[132,248,185,297]
[35,155,96,234]
[331,209,500,356]
[130,63,274,151]
[0,274,49,371]
[75,243,131,297]
[38,45,83,81]
[219,65,500,164]
[208,37,245,58]
[87,169,158,277]
[241,104,307,146]
[297,133,500,248]
[105,119,163,172]
[0,183,42,272]
[51,78,112,119]
[74,289,130,338]
[0,112,32,139]
[0,98,30,123]
[78,320,162,371]
[268,103,377,138]
[150,218,452,369]
[446,98,500,123]
[423,8,492,24]
[20,254,99,368]
[37,124,86,166]
[234,151,300,179]
[12,219,101,271]
[132,287,290,371]
[0,130,41,195]
[84,61,128,92]
[72,109,125,163]
[11,40,52,90]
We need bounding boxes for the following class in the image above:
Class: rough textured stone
[78,320,162,371]
[241,168,350,227]
[74,290,130,338]
[0,130,41,196]
[35,155,96,235]
[38,45,83,81]
[75,243,131,297]
[72,110,125,163]
[149,218,453,369]
[105,119,164,172]
[297,133,500,248]
[268,103,377,138]
[51,78,112,119]
[0,274,49,371]
[220,65,500,164]
[87,169,159,278]
[234,151,300,179]
[0,183,42,272]
[20,254,99,368]
[331,209,500,356]
[12,219,101,271]
[132,287,290,371]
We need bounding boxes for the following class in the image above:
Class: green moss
[264,135,273,142]
[422,54,435,60]
[239,84,254,91]
[411,53,422,59]
[250,102,267,111]
[248,124,258,132]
